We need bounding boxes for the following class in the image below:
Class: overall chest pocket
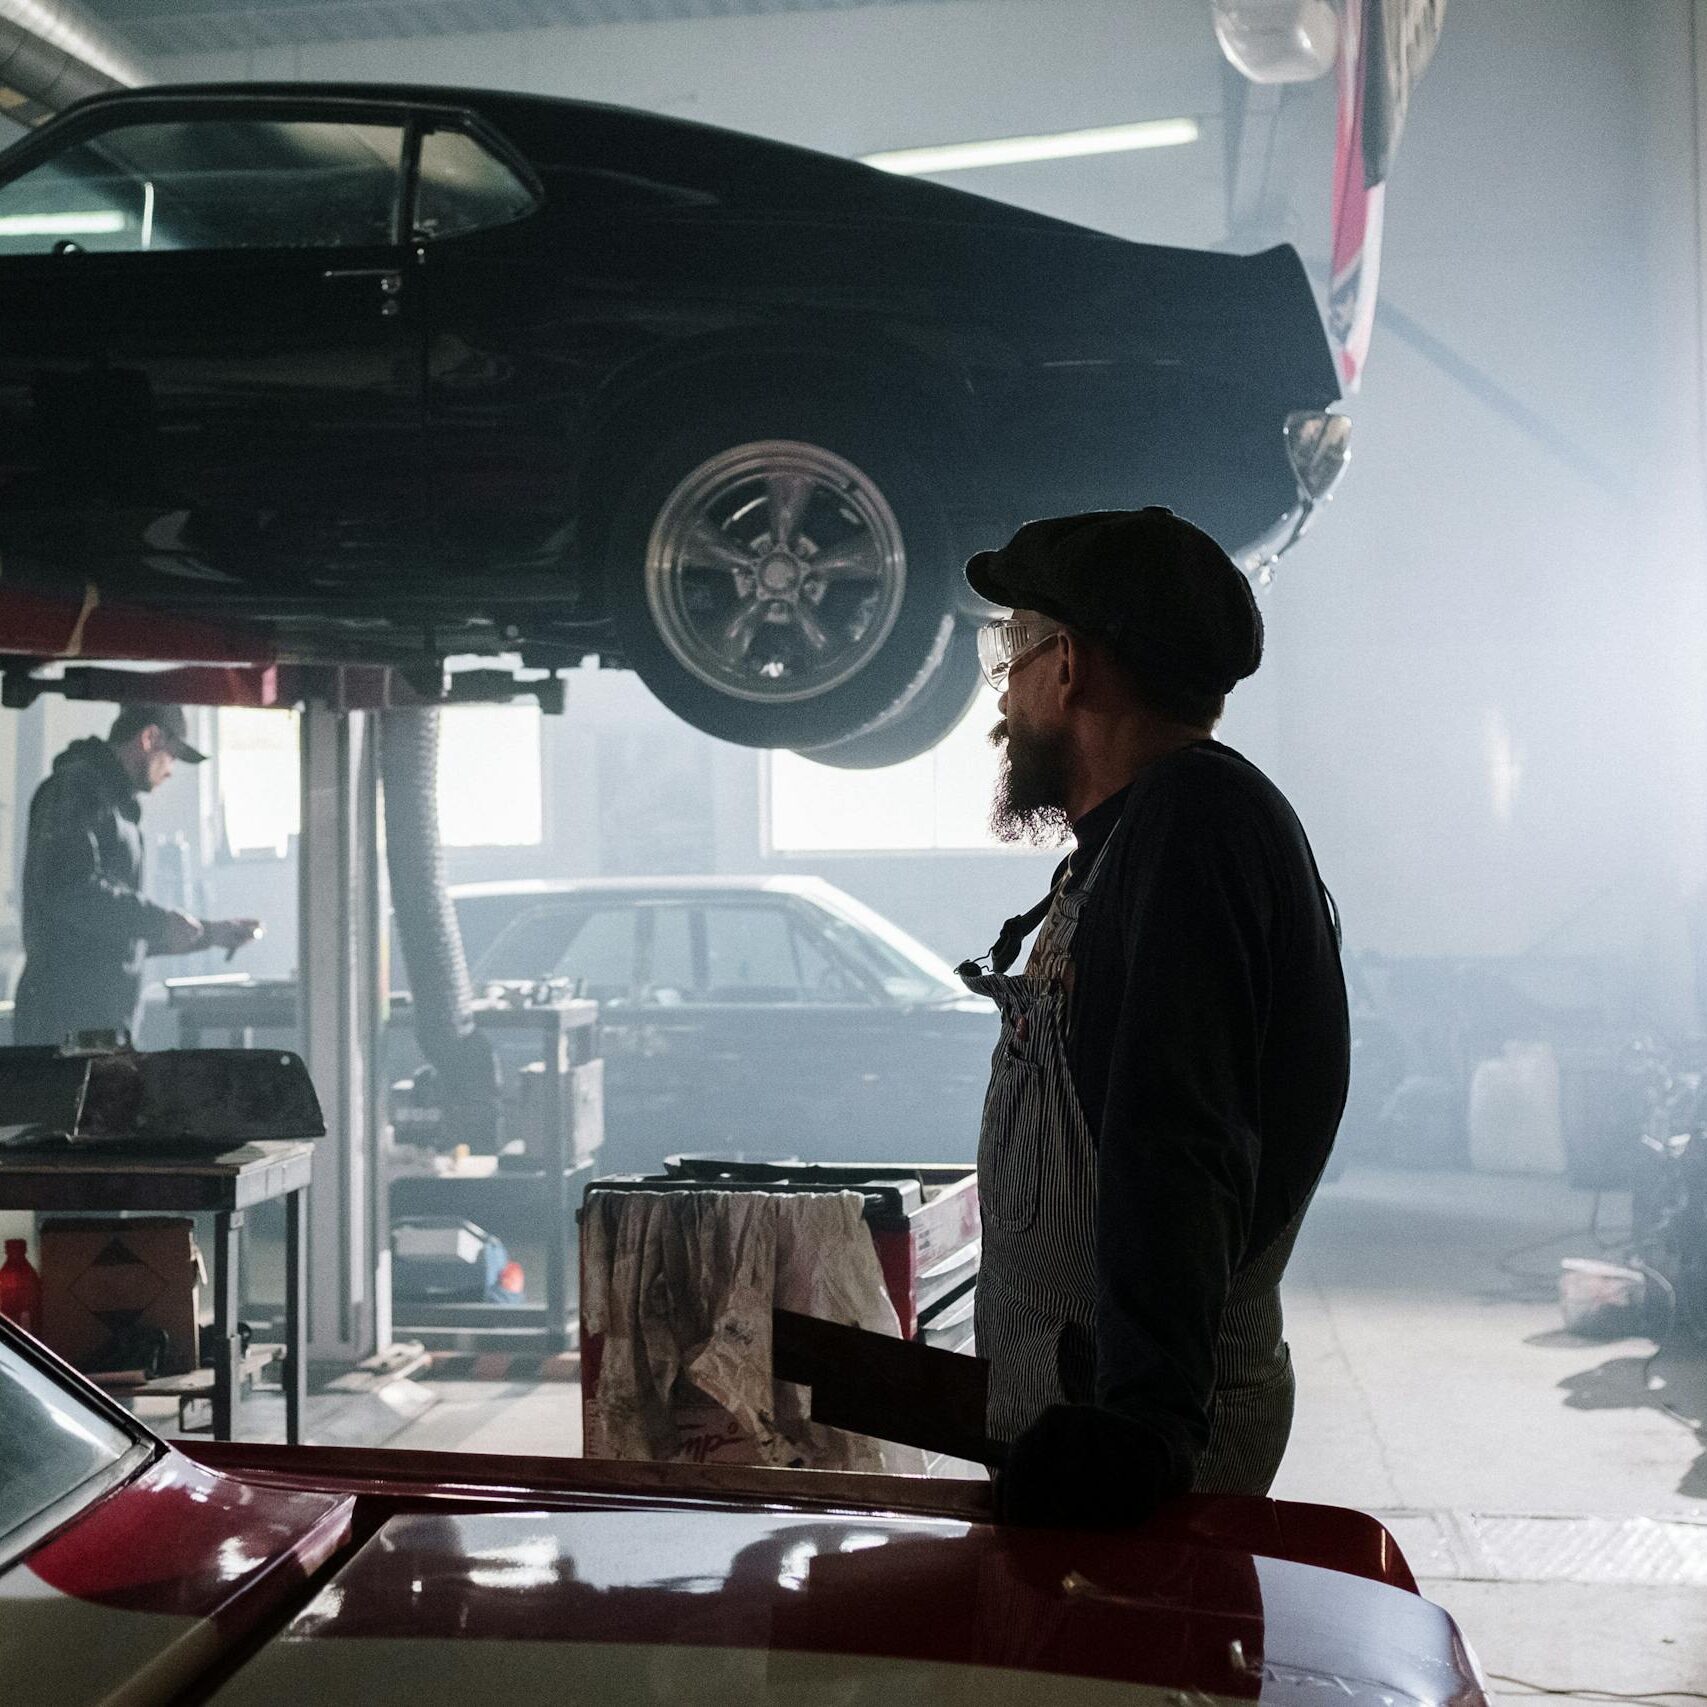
[977,1045,1045,1233]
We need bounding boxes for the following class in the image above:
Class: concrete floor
[1275,1168,1707,1707]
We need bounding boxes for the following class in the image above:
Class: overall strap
[957,789,1138,981]
[956,887,1057,980]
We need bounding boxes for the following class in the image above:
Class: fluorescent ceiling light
[0,211,125,236]
[861,118,1200,177]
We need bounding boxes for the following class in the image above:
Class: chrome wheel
[643,440,908,705]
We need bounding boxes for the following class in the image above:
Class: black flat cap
[966,508,1263,698]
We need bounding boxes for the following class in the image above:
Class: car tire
[793,619,984,769]
[602,412,957,749]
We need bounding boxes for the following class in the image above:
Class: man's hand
[993,1404,1193,1529]
[156,909,206,955]
[202,918,262,959]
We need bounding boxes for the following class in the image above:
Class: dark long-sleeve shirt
[13,737,176,1045]
[1046,739,1348,1460]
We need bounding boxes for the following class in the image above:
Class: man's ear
[1056,628,1086,710]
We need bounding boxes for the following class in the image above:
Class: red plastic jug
[0,1239,42,1335]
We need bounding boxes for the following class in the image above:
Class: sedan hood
[206,1505,1484,1707]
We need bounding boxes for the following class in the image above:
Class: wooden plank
[771,1308,1003,1469]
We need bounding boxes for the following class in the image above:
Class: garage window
[767,686,1017,853]
[216,703,542,857]
[0,116,406,255]
[437,706,544,849]
[414,128,538,240]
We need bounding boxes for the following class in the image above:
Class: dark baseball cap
[965,507,1264,698]
[109,703,207,764]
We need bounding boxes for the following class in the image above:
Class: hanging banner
[1327,0,1445,391]
[1362,0,1447,184]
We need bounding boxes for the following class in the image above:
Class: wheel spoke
[808,537,884,579]
[683,519,756,575]
[794,604,832,653]
[766,473,812,551]
[719,599,769,664]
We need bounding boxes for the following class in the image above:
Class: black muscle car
[0,84,1345,759]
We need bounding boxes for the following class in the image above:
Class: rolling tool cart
[388,993,602,1351]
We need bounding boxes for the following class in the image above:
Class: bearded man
[958,508,1349,1527]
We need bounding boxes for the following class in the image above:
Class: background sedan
[452,876,996,1173]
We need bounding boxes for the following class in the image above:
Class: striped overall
[961,820,1305,1495]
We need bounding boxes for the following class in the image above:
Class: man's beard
[988,719,1071,846]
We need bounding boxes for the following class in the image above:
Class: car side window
[640,904,696,1006]
[413,128,538,240]
[700,905,863,1004]
[0,116,406,257]
[546,907,638,1005]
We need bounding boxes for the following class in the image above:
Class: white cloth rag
[583,1188,923,1473]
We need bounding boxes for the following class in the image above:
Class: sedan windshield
[0,1332,139,1566]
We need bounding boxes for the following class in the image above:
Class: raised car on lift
[0,84,1347,762]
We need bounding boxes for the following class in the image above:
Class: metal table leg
[284,1188,306,1444]
[545,1014,569,1354]
[212,1208,245,1441]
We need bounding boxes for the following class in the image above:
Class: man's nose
[997,691,1008,717]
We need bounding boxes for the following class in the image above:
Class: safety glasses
[976,616,1063,690]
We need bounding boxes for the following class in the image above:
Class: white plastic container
[1469,1041,1566,1175]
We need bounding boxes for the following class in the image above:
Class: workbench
[0,1140,313,1443]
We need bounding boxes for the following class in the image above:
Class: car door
[0,98,425,594]
[407,116,569,580]
[631,898,892,1164]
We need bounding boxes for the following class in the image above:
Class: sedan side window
[701,905,865,1005]
[640,903,697,1006]
[546,908,638,1005]
[414,128,538,240]
[0,116,406,257]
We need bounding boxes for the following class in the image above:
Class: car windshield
[804,889,966,1006]
[0,1331,140,1566]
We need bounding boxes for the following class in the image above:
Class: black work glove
[993,1403,1194,1528]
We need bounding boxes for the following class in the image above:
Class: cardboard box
[40,1218,202,1377]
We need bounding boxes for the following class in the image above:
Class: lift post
[297,702,386,1365]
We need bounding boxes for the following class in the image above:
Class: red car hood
[200,1501,1481,1707]
[4,1424,1483,1707]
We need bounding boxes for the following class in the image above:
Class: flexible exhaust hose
[0,0,145,123]
[379,707,498,1138]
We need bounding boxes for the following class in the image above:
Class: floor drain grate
[1376,1510,1707,1585]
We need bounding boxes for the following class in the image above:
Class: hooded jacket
[12,737,178,1046]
